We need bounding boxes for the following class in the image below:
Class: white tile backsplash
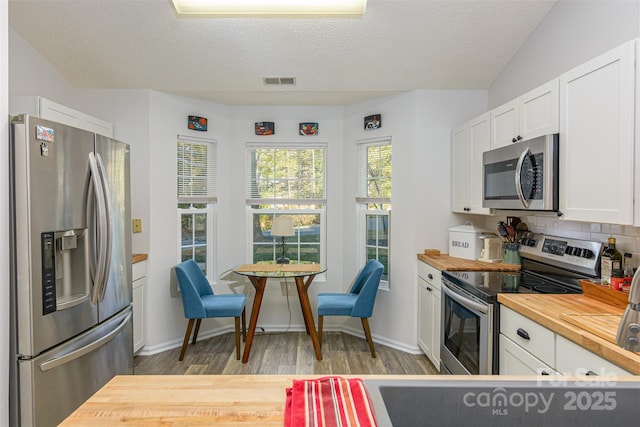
[483,214,640,269]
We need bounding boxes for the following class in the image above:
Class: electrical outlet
[132,218,143,233]
[281,281,291,296]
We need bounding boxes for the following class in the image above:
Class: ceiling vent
[264,77,296,86]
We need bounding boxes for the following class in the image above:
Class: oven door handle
[442,282,488,315]
[515,147,531,208]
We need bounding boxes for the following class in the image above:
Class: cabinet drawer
[499,335,557,375]
[500,306,555,367]
[556,335,632,376]
[132,260,146,282]
[418,261,441,290]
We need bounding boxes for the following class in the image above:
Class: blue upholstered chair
[175,259,247,361]
[317,259,384,358]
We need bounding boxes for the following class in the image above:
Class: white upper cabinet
[635,41,640,226]
[451,112,491,214]
[559,40,635,224]
[490,79,559,149]
[490,98,519,149]
[10,96,114,137]
[451,124,471,213]
[519,79,559,141]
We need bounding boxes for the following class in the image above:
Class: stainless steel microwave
[482,134,559,211]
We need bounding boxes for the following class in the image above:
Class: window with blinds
[177,136,217,203]
[177,136,217,277]
[244,143,326,265]
[245,143,326,206]
[356,137,391,287]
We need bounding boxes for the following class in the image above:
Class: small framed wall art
[255,122,275,135]
[188,116,208,131]
[299,122,318,136]
[364,114,381,130]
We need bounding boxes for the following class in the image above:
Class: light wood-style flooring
[134,331,439,376]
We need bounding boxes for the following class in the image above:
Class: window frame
[356,136,392,290]
[244,142,327,267]
[176,135,217,281]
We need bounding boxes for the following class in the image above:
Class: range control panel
[520,234,603,277]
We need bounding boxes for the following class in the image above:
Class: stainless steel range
[439,233,602,375]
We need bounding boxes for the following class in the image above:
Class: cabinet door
[450,124,471,213]
[417,278,431,356]
[555,335,631,377]
[559,40,635,224]
[490,98,519,148]
[467,113,491,214]
[431,287,441,366]
[499,335,557,375]
[133,277,145,353]
[519,78,559,141]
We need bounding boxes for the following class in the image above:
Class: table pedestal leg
[242,276,267,363]
[295,275,322,361]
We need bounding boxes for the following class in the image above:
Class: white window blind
[245,143,326,205]
[356,137,392,204]
[177,135,217,203]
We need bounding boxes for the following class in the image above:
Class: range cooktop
[442,233,602,303]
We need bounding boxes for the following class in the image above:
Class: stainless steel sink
[364,378,639,426]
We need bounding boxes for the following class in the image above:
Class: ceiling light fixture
[170,0,367,17]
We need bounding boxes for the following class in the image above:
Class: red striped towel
[284,376,378,427]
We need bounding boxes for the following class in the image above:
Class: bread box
[448,222,494,260]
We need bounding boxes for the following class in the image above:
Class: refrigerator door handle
[95,153,113,302]
[87,152,110,304]
[39,311,132,372]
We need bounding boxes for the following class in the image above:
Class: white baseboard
[136,323,423,357]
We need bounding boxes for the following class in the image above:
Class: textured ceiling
[9,0,557,105]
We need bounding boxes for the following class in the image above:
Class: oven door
[440,280,493,375]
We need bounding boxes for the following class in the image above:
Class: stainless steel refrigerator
[9,115,133,426]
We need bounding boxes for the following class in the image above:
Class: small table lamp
[271,217,295,264]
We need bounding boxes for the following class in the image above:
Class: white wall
[143,91,232,352]
[1,2,10,425]
[343,90,487,350]
[489,0,640,108]
[8,27,76,106]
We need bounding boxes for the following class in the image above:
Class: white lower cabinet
[500,334,558,375]
[555,335,631,377]
[132,260,147,353]
[499,306,631,376]
[417,261,441,368]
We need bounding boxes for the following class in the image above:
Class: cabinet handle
[512,137,517,143]
[516,328,530,340]
[517,135,522,141]
[540,370,550,376]
[586,370,598,376]
[426,287,432,292]
[428,274,433,280]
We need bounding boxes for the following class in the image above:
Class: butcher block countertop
[59,374,640,425]
[58,374,422,426]
[498,293,640,374]
[132,253,148,264]
[417,253,521,271]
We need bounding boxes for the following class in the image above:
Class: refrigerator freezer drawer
[16,307,133,427]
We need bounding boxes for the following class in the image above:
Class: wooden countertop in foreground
[417,253,521,271]
[59,374,640,426]
[498,293,640,374]
[59,374,421,426]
